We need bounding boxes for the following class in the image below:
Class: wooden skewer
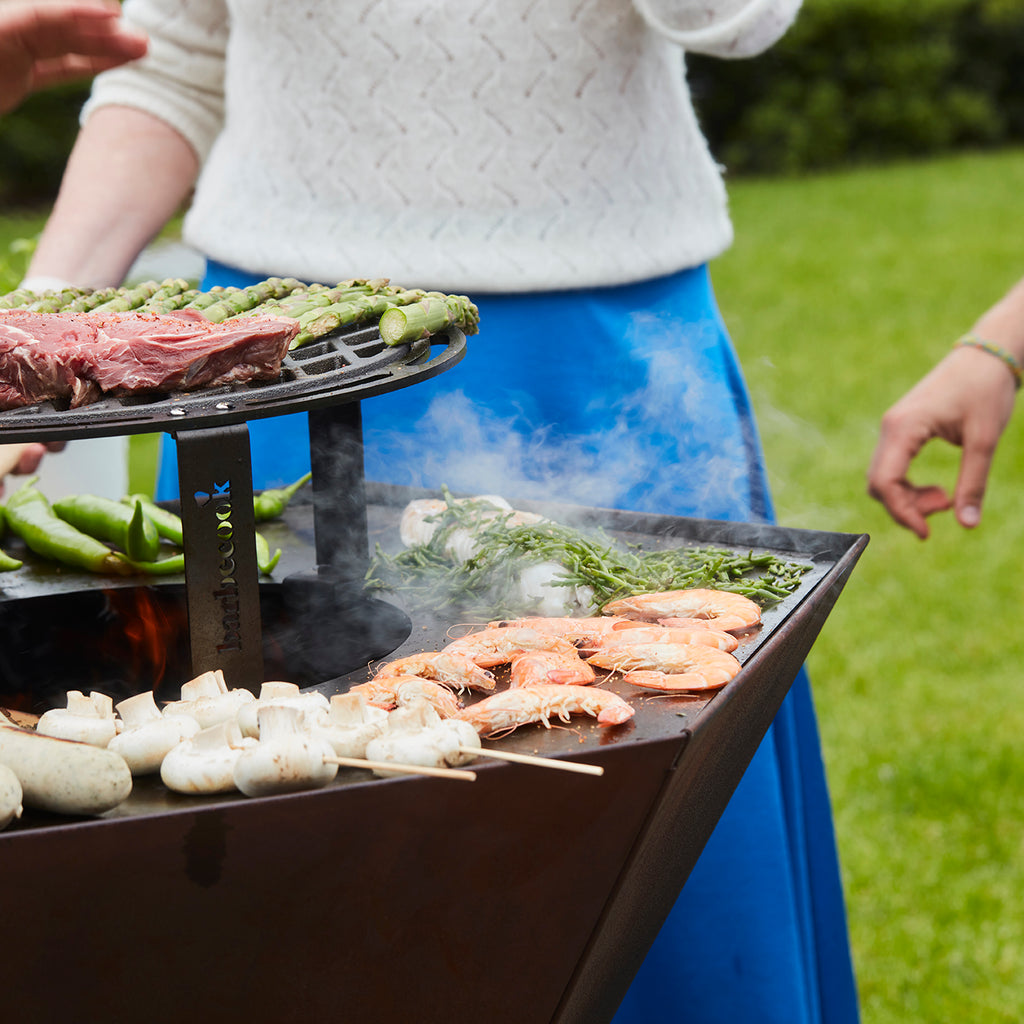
[460,746,604,776]
[324,755,476,781]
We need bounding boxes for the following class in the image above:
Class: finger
[952,432,999,530]
[13,5,146,63]
[30,51,144,89]
[15,443,48,476]
[880,483,952,540]
[0,444,30,477]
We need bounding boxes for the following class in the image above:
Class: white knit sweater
[86,0,801,293]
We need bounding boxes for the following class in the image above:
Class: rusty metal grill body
[0,482,867,1024]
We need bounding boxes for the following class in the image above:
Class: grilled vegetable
[53,493,161,562]
[253,471,312,521]
[5,478,132,575]
[123,493,184,545]
[378,292,479,346]
[0,505,21,572]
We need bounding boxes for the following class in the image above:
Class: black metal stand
[174,423,264,688]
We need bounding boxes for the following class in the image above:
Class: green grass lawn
[715,148,1024,1023]
[5,150,1024,1020]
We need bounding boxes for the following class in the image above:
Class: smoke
[364,310,759,521]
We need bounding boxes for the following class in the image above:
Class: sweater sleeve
[633,0,802,58]
[80,0,229,163]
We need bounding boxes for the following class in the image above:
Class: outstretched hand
[0,442,68,498]
[0,1,147,115]
[867,345,1018,539]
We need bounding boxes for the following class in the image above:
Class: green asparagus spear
[0,287,38,310]
[63,286,121,312]
[198,277,307,322]
[89,279,164,312]
[290,289,428,348]
[378,293,480,345]
[26,287,90,313]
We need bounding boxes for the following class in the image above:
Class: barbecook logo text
[194,481,241,652]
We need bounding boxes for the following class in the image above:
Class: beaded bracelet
[955,333,1023,390]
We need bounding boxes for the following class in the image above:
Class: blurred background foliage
[687,0,1024,175]
[2,0,1024,204]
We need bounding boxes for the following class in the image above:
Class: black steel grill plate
[0,323,465,443]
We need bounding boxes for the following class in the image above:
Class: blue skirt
[158,263,859,1024]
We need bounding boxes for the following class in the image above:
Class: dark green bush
[1,1,1023,196]
[0,83,89,206]
[688,0,1024,174]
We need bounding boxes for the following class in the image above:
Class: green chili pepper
[53,493,161,562]
[255,530,282,575]
[125,552,185,576]
[126,533,280,576]
[0,548,22,572]
[253,471,312,522]
[122,493,184,546]
[5,479,132,575]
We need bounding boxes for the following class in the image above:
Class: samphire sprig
[364,496,812,619]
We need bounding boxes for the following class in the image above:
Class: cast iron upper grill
[0,323,465,443]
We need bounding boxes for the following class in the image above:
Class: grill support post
[174,423,264,690]
[308,401,369,578]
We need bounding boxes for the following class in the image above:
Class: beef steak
[0,308,298,410]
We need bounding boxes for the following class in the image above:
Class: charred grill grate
[0,324,465,443]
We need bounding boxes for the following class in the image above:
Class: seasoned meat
[0,308,297,410]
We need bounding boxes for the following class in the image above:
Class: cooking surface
[0,324,465,442]
[0,483,863,821]
[0,484,866,1024]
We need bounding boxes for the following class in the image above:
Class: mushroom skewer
[322,755,476,782]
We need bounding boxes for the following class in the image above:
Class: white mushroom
[36,690,119,748]
[160,720,256,795]
[310,692,389,759]
[0,762,23,830]
[232,705,338,797]
[162,669,256,729]
[363,701,453,777]
[363,699,484,775]
[434,717,482,767]
[235,681,330,738]
[109,691,201,776]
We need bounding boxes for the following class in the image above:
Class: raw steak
[0,308,298,410]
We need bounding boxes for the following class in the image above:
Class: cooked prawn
[587,641,742,692]
[442,626,579,668]
[509,650,597,687]
[457,683,633,736]
[583,625,739,654]
[373,652,496,692]
[601,588,762,634]
[485,615,649,642]
[348,675,463,718]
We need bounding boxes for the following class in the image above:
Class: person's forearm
[970,277,1024,363]
[28,105,199,289]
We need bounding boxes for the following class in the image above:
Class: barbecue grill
[0,322,466,689]
[0,319,867,1022]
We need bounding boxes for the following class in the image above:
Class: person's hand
[867,345,1018,538]
[0,441,65,496]
[0,0,147,116]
